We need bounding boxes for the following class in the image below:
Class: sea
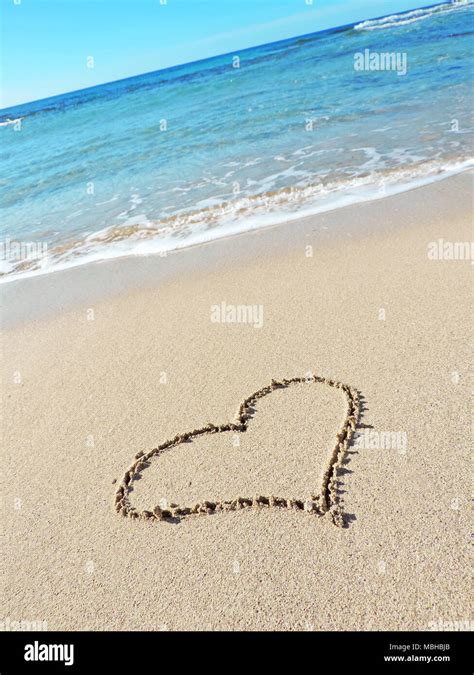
[0,1,473,280]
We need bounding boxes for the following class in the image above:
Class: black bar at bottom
[0,630,470,673]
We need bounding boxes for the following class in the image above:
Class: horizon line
[0,0,447,114]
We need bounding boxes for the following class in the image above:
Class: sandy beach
[2,172,472,631]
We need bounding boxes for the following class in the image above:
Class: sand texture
[2,173,472,631]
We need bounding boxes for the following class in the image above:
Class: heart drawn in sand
[114,375,361,528]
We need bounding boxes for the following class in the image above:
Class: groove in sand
[114,375,362,528]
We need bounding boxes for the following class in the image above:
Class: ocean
[0,1,473,280]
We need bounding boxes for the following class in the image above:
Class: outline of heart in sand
[114,375,361,528]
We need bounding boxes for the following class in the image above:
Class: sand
[1,172,472,631]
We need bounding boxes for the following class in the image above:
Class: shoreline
[1,170,472,330]
[3,170,471,630]
[1,161,472,287]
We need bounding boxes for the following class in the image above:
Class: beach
[2,172,472,631]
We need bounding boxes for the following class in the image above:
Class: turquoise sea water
[0,1,473,279]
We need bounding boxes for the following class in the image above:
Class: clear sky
[1,0,431,109]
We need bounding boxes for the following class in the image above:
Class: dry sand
[1,173,472,631]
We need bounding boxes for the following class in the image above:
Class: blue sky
[1,0,431,109]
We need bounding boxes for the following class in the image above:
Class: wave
[0,117,23,127]
[354,1,473,31]
[1,158,472,283]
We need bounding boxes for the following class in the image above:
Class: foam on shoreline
[1,160,472,285]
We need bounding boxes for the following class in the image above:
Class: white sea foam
[0,117,23,127]
[1,160,472,284]
[354,1,472,31]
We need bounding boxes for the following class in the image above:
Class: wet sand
[2,173,472,630]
